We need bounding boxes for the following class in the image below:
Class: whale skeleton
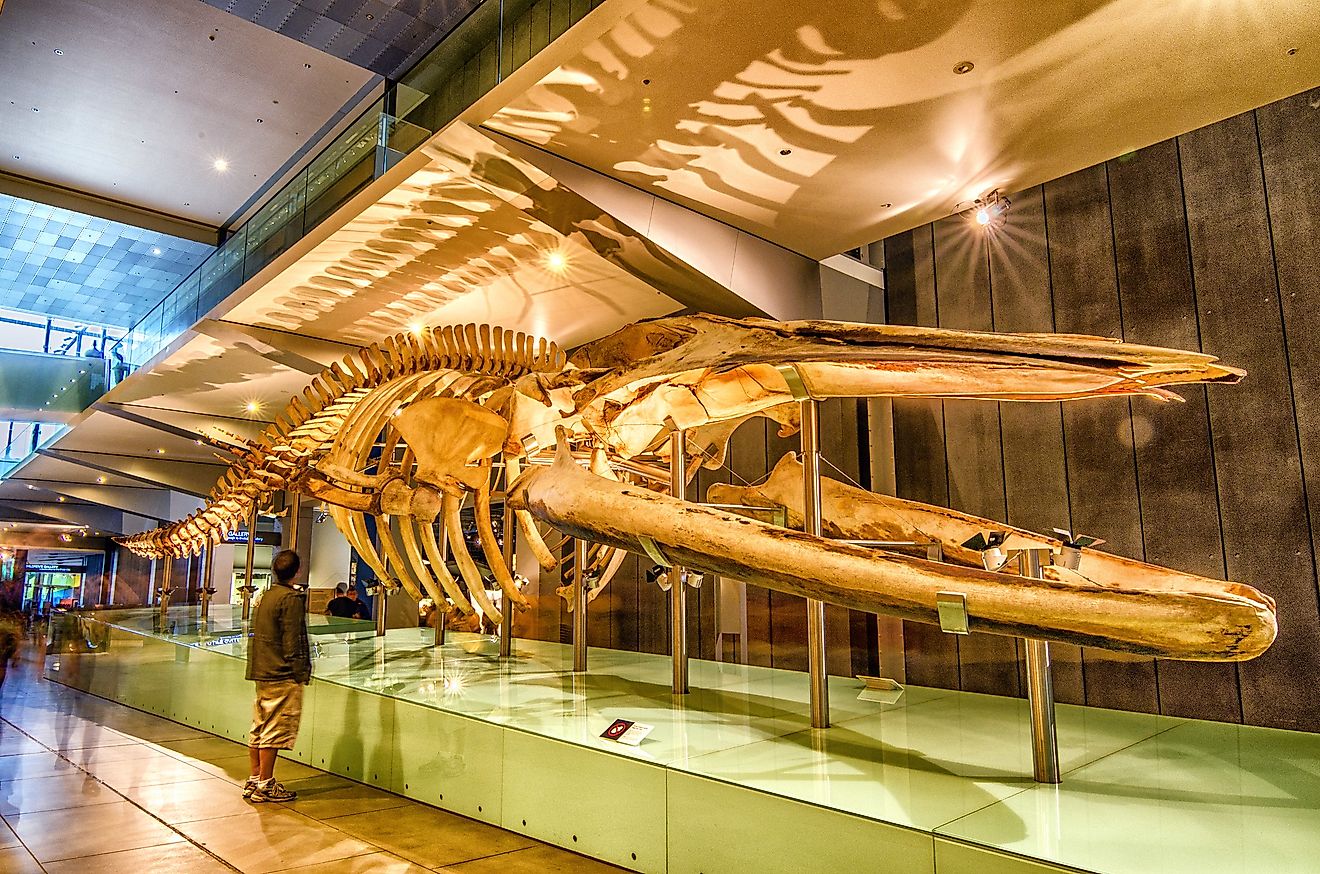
[118,314,1276,661]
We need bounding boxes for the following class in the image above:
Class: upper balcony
[110,0,597,374]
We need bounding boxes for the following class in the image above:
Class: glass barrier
[0,420,67,476]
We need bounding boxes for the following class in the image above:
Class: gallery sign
[223,530,280,545]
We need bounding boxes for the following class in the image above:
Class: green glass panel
[389,699,503,824]
[668,770,935,874]
[501,729,666,872]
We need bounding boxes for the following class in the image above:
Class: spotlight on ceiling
[544,250,569,273]
[408,321,425,335]
[965,190,1010,230]
[244,400,263,414]
[213,157,230,173]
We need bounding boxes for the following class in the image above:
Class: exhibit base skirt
[45,607,1320,874]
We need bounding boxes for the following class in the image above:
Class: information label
[601,719,654,746]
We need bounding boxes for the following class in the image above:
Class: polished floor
[56,607,1320,874]
[0,645,625,873]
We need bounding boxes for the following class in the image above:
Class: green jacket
[245,583,311,684]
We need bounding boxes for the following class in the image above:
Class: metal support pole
[433,605,447,647]
[1023,549,1061,783]
[800,397,830,729]
[199,545,215,622]
[435,521,449,647]
[157,556,174,619]
[241,506,258,621]
[287,492,302,549]
[375,584,388,637]
[572,538,588,672]
[499,466,515,658]
[669,431,689,694]
[375,552,389,638]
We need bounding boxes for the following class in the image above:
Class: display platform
[45,606,1320,874]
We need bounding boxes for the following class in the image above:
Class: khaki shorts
[250,679,304,749]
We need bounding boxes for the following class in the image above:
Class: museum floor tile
[0,650,627,873]
[44,608,1320,873]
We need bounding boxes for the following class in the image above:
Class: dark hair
[272,549,301,583]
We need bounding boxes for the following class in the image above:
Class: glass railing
[0,419,67,477]
[108,0,596,371]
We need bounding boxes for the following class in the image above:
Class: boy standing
[244,549,310,802]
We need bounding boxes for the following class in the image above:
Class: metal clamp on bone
[773,363,812,401]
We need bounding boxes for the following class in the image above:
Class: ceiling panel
[53,410,234,464]
[202,0,485,80]
[218,122,752,349]
[482,0,1320,257]
[101,333,317,423]
[0,0,376,224]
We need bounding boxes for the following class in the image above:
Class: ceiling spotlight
[213,158,229,172]
[57,496,66,502]
[96,476,106,484]
[545,250,569,273]
[53,48,64,55]
[60,533,72,543]
[244,400,263,414]
[408,321,425,335]
[156,448,166,454]
[152,247,162,256]
[965,190,1010,230]
[953,60,975,75]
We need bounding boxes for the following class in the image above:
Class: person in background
[325,581,370,620]
[0,613,22,697]
[110,346,128,385]
[244,549,309,803]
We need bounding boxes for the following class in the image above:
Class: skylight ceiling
[0,192,213,328]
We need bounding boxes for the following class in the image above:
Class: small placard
[601,719,654,746]
[855,674,905,706]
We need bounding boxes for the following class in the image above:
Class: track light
[961,530,1010,571]
[965,190,1010,230]
[645,564,671,590]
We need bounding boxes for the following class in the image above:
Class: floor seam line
[4,670,244,872]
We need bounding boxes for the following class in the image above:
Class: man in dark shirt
[325,582,370,620]
[244,550,310,802]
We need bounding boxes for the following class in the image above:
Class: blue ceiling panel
[0,193,214,329]
[202,0,484,79]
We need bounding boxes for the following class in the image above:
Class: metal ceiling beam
[0,529,113,552]
[0,170,219,244]
[194,319,356,375]
[9,480,172,524]
[37,449,215,499]
[0,499,122,533]
[92,402,242,450]
[820,254,886,290]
